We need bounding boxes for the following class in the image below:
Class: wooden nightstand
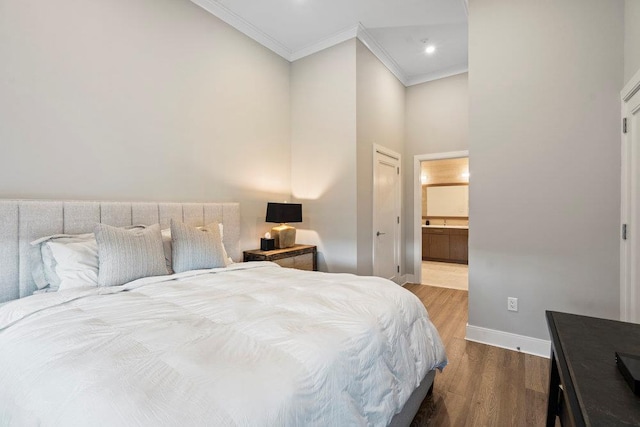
[243,244,317,271]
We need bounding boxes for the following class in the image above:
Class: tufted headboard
[0,200,240,304]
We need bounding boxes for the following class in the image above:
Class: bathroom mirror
[426,185,469,217]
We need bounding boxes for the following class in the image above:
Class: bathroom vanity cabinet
[422,227,468,264]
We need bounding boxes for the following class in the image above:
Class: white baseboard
[400,274,415,286]
[465,324,550,359]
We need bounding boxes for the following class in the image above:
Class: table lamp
[266,202,302,249]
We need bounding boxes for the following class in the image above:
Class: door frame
[621,67,640,322]
[413,150,469,284]
[373,144,402,283]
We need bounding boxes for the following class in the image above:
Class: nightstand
[243,244,317,271]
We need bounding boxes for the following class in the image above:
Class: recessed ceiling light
[425,45,436,55]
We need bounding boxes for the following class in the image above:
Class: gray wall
[403,73,469,275]
[468,0,624,339]
[291,40,358,273]
[291,39,407,276]
[0,0,291,252]
[625,0,640,84]
[356,40,405,276]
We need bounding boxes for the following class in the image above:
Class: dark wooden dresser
[546,311,640,426]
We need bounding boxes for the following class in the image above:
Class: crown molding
[406,66,468,87]
[355,24,408,86]
[289,25,359,62]
[190,0,292,60]
[289,23,409,86]
[190,0,465,87]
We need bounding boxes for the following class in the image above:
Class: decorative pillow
[95,223,168,287]
[170,219,227,273]
[161,224,233,269]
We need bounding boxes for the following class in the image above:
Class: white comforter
[0,262,446,427]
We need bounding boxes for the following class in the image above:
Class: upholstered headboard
[0,200,240,304]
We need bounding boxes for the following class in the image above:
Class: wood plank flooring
[405,284,551,427]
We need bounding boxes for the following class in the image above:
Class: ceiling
[421,157,469,185]
[190,0,469,86]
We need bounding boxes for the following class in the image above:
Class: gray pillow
[170,219,227,273]
[95,223,168,287]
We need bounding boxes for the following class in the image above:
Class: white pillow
[47,238,99,290]
[30,232,95,291]
[216,223,234,265]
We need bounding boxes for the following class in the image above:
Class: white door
[621,70,640,323]
[373,146,401,283]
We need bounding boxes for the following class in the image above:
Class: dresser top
[547,311,640,426]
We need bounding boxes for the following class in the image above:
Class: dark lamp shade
[266,202,302,224]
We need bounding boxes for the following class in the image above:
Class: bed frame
[0,199,434,426]
[390,369,435,426]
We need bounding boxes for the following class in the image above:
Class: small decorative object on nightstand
[260,237,275,251]
[243,244,317,271]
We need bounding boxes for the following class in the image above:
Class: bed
[0,200,447,426]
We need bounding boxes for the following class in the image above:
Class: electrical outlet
[508,297,518,312]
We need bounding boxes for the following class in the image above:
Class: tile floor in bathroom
[420,261,468,290]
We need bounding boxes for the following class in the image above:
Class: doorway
[373,145,401,283]
[413,151,469,288]
[621,69,640,323]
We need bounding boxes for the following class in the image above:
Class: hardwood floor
[405,284,551,427]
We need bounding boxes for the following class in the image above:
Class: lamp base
[271,224,296,249]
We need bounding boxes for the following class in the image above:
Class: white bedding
[0,262,447,426]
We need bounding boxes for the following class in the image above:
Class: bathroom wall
[421,157,469,225]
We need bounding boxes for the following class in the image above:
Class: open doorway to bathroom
[413,152,469,290]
